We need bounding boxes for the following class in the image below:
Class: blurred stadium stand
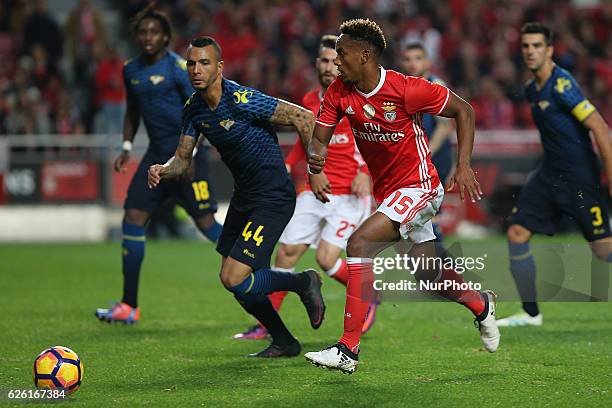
[0,0,610,241]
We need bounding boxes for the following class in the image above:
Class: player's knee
[507,224,531,244]
[278,244,299,260]
[591,240,612,262]
[195,214,216,230]
[346,233,370,258]
[219,270,246,289]
[315,252,336,271]
[124,209,149,227]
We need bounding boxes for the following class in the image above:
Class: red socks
[326,258,348,286]
[268,259,350,313]
[434,266,485,316]
[268,291,287,311]
[338,258,374,353]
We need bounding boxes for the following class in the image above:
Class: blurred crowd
[1,0,611,136]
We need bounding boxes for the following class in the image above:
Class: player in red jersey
[233,35,378,341]
[304,19,500,373]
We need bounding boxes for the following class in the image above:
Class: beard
[318,72,335,88]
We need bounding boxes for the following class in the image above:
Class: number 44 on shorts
[242,221,264,246]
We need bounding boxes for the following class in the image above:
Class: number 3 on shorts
[590,206,603,227]
[242,221,264,246]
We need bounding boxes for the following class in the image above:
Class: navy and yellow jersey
[525,65,600,184]
[423,75,453,181]
[181,78,293,203]
[123,50,194,159]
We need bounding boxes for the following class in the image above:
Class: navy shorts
[217,192,296,271]
[432,149,453,185]
[124,151,218,219]
[508,171,611,242]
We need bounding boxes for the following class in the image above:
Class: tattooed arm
[268,99,315,152]
[147,135,197,188]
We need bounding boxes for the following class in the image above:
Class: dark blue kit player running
[148,36,326,358]
[500,23,612,327]
[95,7,222,324]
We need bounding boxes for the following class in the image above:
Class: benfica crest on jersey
[382,102,396,122]
[363,104,375,119]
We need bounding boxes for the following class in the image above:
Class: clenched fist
[148,164,165,189]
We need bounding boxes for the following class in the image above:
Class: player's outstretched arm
[269,99,315,152]
[147,135,196,188]
[307,124,335,175]
[584,111,612,196]
[438,90,482,202]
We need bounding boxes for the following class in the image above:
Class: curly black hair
[339,18,386,55]
[132,2,172,46]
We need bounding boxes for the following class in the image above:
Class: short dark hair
[133,4,172,46]
[521,22,553,45]
[339,18,386,56]
[319,34,338,53]
[190,36,222,60]
[405,42,427,54]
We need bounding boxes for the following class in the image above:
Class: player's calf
[275,244,307,269]
[195,214,223,243]
[590,238,612,262]
[507,225,540,318]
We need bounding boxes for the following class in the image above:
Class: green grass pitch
[0,238,610,407]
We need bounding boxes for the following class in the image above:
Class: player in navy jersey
[148,36,325,357]
[402,42,454,242]
[499,23,612,327]
[95,6,222,324]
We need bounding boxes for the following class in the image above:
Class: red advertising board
[111,159,139,205]
[0,172,5,204]
[41,161,99,201]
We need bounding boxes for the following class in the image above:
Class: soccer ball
[33,346,83,394]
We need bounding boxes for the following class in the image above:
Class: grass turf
[0,238,610,407]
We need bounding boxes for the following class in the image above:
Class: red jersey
[286,89,367,195]
[316,67,450,203]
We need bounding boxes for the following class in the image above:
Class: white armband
[122,140,133,152]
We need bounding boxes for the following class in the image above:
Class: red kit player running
[233,35,377,341]
[304,19,500,373]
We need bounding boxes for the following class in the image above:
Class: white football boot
[496,312,543,327]
[304,343,358,374]
[475,290,501,352]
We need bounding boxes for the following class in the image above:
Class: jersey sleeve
[316,79,343,128]
[404,76,450,115]
[122,64,134,99]
[181,100,199,138]
[174,57,194,101]
[234,87,279,122]
[552,74,596,122]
